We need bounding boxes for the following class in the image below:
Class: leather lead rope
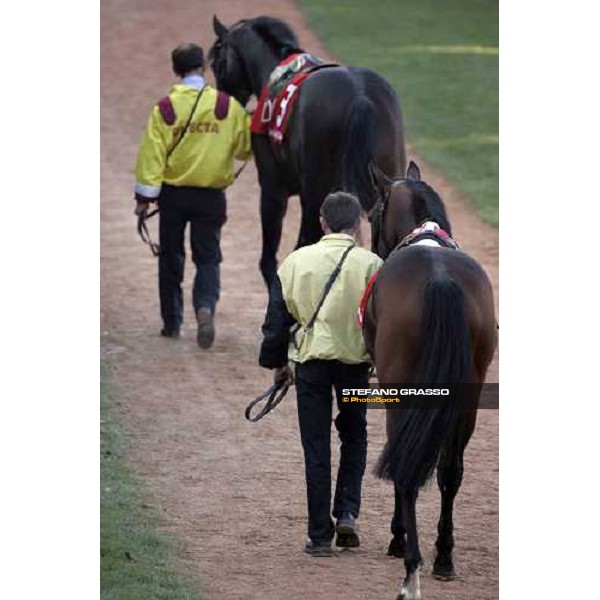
[245,381,291,422]
[234,160,248,180]
[137,208,160,256]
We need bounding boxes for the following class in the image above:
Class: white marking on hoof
[399,570,422,600]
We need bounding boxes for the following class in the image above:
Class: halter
[370,175,458,258]
[211,24,254,103]
[370,175,410,256]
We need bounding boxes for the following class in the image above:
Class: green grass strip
[101,366,203,600]
[297,0,498,227]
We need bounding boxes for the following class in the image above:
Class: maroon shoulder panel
[157,96,176,125]
[214,91,230,120]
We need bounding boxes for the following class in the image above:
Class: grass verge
[296,0,499,227]
[101,366,202,600]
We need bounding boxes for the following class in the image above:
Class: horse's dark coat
[209,15,406,287]
[364,163,497,595]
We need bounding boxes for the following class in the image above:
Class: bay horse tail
[375,277,473,490]
[339,95,377,211]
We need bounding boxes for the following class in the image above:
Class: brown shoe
[196,308,215,349]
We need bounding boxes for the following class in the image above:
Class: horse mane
[246,16,304,59]
[408,181,452,235]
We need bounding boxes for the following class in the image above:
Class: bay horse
[363,162,497,600]
[209,15,406,288]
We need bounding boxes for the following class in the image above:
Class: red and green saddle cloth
[251,53,337,142]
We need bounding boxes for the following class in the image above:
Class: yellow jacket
[278,234,382,365]
[135,81,252,198]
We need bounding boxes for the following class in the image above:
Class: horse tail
[375,277,473,490]
[339,96,377,211]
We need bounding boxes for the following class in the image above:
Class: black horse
[209,15,406,287]
[364,162,497,600]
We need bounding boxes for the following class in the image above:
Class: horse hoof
[396,590,422,600]
[432,564,457,581]
[387,536,405,558]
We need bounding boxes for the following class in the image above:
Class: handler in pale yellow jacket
[259,192,382,556]
[135,43,252,347]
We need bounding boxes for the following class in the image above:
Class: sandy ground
[100,1,499,598]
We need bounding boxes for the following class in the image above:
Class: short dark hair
[320,192,362,232]
[171,43,204,77]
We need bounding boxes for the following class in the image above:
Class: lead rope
[245,381,291,422]
[234,160,248,179]
[137,208,160,256]
[136,159,246,259]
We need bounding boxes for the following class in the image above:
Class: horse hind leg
[433,414,476,580]
[397,487,422,600]
[388,482,406,558]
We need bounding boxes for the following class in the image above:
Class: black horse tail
[339,96,377,211]
[375,277,473,490]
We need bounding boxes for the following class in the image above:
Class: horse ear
[213,15,229,38]
[407,161,421,181]
[369,163,392,196]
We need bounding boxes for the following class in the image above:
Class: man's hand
[274,364,294,386]
[134,193,156,216]
[134,200,150,216]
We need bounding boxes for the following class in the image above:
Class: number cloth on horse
[356,221,459,327]
[251,53,338,143]
[135,75,252,199]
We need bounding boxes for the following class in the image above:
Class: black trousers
[157,184,226,329]
[295,360,370,544]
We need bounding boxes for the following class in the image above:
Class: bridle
[211,24,254,105]
[370,174,411,258]
[371,174,455,259]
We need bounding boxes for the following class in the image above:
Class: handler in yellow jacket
[259,192,382,556]
[135,43,252,347]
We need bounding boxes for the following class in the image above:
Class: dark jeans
[157,184,226,329]
[295,360,370,544]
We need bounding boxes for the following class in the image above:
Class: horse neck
[241,42,279,95]
[384,201,416,254]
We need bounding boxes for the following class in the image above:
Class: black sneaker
[196,308,215,349]
[335,512,360,548]
[160,326,181,338]
[304,540,333,557]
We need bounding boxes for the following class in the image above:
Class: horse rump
[375,277,474,490]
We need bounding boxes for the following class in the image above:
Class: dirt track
[100,1,498,598]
